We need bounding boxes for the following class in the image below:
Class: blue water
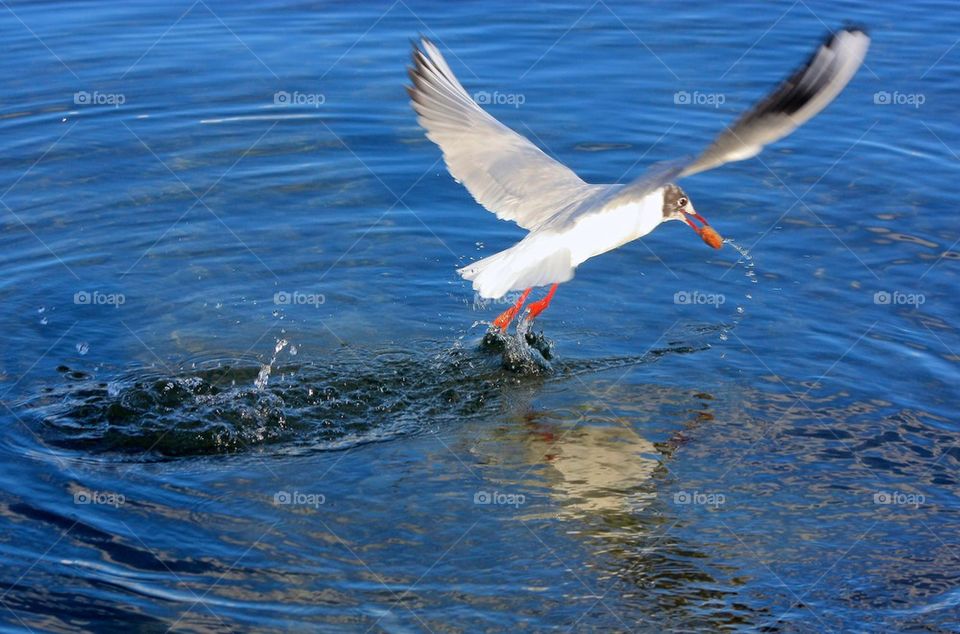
[1,0,958,631]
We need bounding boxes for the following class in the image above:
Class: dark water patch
[7,501,217,575]
[21,335,710,460]
[0,580,172,634]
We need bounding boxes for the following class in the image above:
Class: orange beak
[683,211,723,249]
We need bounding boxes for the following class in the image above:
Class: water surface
[1,0,959,631]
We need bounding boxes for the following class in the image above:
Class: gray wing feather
[592,28,870,216]
[680,28,870,177]
[408,39,606,231]
[542,28,869,231]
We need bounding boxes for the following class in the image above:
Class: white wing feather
[408,39,606,231]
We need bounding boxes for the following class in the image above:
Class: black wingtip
[820,25,869,52]
[409,35,431,55]
[408,37,432,78]
[409,34,439,68]
[842,24,870,37]
[828,24,869,43]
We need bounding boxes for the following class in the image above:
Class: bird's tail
[458,236,574,299]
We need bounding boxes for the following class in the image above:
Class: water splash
[718,238,758,346]
[478,317,553,374]
[254,339,289,390]
[23,333,710,459]
[725,238,757,285]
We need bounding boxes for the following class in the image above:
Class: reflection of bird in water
[487,384,716,519]
[523,415,662,516]
[494,390,751,626]
[464,387,755,624]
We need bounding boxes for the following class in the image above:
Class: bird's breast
[563,194,663,265]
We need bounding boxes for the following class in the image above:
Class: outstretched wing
[680,27,870,177]
[407,39,605,231]
[590,27,870,218]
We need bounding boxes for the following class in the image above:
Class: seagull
[407,28,870,331]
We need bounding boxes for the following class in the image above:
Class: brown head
[660,183,723,249]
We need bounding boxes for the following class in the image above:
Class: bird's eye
[677,197,688,207]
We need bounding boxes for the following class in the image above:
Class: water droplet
[289,345,298,356]
[254,339,290,390]
[76,342,89,355]
[254,365,272,390]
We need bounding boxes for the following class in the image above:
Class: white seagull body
[407,28,870,325]
[460,192,664,299]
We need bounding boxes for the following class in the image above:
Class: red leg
[492,288,531,331]
[525,284,558,321]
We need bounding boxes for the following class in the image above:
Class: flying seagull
[407,28,869,331]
